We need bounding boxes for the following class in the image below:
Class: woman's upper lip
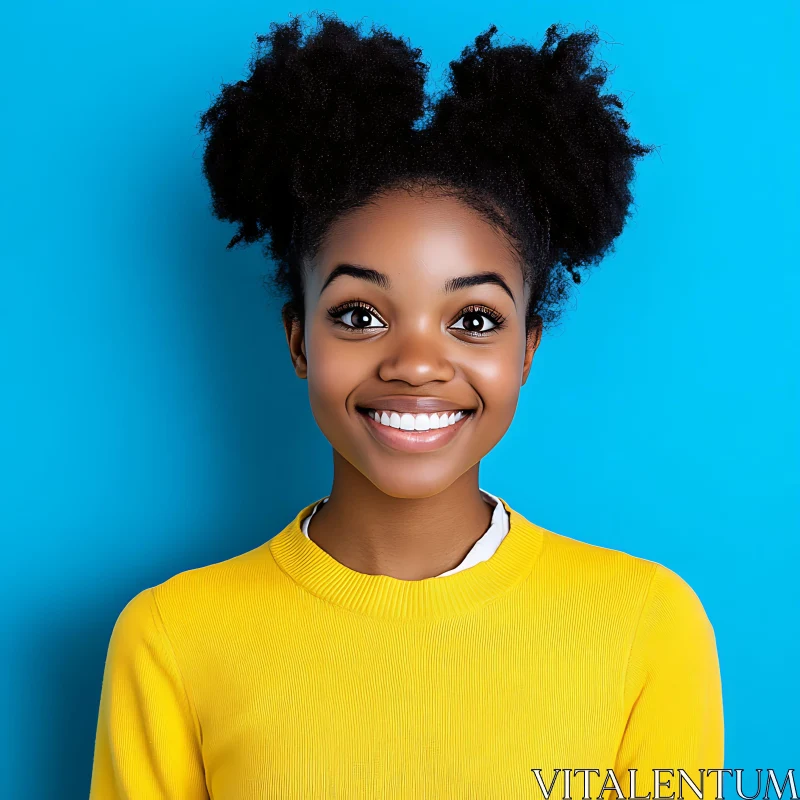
[357,396,476,414]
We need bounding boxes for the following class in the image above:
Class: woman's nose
[377,325,456,386]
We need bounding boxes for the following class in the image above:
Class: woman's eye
[330,305,387,331]
[450,310,501,336]
[328,302,505,337]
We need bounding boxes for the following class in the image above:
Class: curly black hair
[198,13,655,334]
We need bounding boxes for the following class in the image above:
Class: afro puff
[198,13,655,332]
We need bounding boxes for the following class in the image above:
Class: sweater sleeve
[89,587,209,799]
[614,563,724,799]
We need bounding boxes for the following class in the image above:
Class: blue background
[2,0,797,795]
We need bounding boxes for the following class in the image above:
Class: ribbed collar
[268,495,545,621]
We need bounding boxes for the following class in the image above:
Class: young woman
[89,14,724,799]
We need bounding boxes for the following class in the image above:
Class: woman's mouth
[356,407,475,453]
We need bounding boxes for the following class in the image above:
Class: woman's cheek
[306,334,363,431]
[472,350,521,426]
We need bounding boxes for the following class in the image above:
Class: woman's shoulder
[533,523,715,636]
[100,538,293,704]
[149,536,288,617]
[103,534,291,652]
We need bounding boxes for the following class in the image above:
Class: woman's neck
[306,455,494,580]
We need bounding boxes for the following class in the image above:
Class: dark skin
[283,187,542,580]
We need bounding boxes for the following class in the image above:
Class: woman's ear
[282,304,308,379]
[521,317,542,386]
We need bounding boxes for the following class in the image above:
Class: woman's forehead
[312,190,522,287]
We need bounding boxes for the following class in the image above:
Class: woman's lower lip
[357,409,474,453]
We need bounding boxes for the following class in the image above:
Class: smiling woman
[88,12,724,800]
[293,190,536,509]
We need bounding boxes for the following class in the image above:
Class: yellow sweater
[89,496,724,799]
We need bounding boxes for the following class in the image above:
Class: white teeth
[367,409,470,430]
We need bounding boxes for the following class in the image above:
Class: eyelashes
[448,303,508,338]
[326,299,385,334]
[325,298,508,338]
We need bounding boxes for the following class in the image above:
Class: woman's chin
[357,462,467,500]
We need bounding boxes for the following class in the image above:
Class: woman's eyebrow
[320,263,390,294]
[320,263,516,304]
[444,272,516,304]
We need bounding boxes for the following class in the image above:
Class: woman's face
[284,188,541,499]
